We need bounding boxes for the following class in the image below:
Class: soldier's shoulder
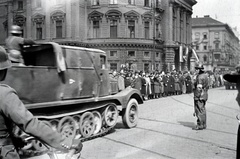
[0,84,17,93]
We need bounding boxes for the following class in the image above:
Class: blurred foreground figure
[223,64,240,159]
[0,46,82,159]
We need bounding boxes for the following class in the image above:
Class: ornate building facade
[192,15,240,71]
[0,0,196,72]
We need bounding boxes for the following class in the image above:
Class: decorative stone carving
[142,11,153,23]
[155,15,162,24]
[14,15,26,26]
[105,10,122,22]
[124,10,140,23]
[51,11,65,22]
[88,10,104,22]
[32,13,45,24]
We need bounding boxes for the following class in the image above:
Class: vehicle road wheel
[92,111,102,134]
[103,104,118,127]
[122,98,139,128]
[79,112,95,138]
[57,116,76,139]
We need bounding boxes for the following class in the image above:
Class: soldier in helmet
[5,25,35,65]
[192,63,209,130]
[0,46,82,158]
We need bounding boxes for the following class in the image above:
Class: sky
[192,0,240,37]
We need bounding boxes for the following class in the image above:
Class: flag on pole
[183,47,188,61]
[179,45,183,62]
[192,48,199,62]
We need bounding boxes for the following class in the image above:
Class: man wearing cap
[5,25,35,64]
[193,63,209,130]
[0,46,82,158]
[223,65,240,159]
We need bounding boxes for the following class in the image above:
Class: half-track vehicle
[3,42,143,157]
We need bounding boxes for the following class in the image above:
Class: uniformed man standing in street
[0,46,82,159]
[223,64,240,159]
[193,63,209,130]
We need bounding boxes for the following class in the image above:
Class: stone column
[26,0,32,39]
[66,0,72,39]
[75,0,80,40]
[45,1,51,41]
[168,3,173,44]
[7,1,13,36]
[176,7,180,42]
[183,10,186,44]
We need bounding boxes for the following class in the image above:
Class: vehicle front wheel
[122,98,139,128]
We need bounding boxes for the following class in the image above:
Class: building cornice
[57,41,163,49]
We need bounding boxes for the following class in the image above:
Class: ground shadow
[178,121,196,129]
[114,122,127,129]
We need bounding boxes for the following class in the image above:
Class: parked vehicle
[3,42,143,157]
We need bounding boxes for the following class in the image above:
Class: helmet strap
[0,69,7,81]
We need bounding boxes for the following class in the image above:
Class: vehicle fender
[111,87,143,109]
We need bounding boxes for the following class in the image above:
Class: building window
[110,51,117,57]
[172,9,176,41]
[214,54,220,62]
[203,33,207,39]
[18,1,23,10]
[36,23,42,40]
[109,0,117,4]
[144,0,150,7]
[196,45,199,50]
[156,64,159,70]
[110,63,117,70]
[56,20,62,38]
[128,0,135,5]
[144,52,150,57]
[215,32,219,39]
[195,32,200,40]
[128,51,135,57]
[110,20,117,38]
[128,20,135,38]
[144,63,150,73]
[215,43,219,49]
[156,23,160,38]
[36,0,41,7]
[93,21,100,38]
[156,52,159,58]
[203,45,207,50]
[203,55,208,62]
[18,24,24,37]
[144,21,150,39]
[92,0,100,5]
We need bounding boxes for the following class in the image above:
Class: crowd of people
[110,67,225,100]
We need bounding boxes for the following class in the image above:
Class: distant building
[0,0,196,72]
[192,15,240,71]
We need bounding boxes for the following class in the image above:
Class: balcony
[215,60,230,66]
[213,49,221,52]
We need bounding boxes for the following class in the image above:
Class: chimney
[204,15,210,18]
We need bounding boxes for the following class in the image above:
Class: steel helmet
[10,25,22,34]
[195,62,204,70]
[0,46,11,70]
[8,50,23,63]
